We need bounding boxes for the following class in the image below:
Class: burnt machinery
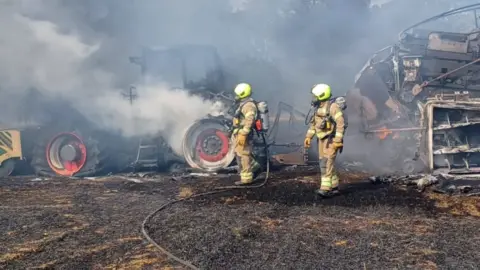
[127,44,229,171]
[347,3,480,175]
[0,91,129,178]
[182,100,315,172]
[0,43,315,178]
[129,44,315,173]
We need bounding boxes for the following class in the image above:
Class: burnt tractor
[182,99,317,172]
[0,44,229,178]
[128,44,233,172]
[0,44,318,178]
[0,90,130,178]
[347,3,480,175]
[129,44,317,173]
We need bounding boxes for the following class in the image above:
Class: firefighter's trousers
[318,138,339,191]
[233,134,260,183]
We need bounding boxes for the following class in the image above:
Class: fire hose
[141,132,270,270]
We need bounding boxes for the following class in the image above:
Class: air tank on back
[256,101,269,132]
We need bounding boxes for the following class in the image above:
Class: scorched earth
[0,169,479,269]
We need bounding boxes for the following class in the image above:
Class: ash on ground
[0,170,479,269]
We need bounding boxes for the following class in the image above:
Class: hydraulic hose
[141,132,270,269]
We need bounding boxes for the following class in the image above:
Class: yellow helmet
[234,83,252,99]
[311,83,331,101]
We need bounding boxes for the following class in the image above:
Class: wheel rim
[195,129,229,162]
[46,132,87,176]
[182,118,236,171]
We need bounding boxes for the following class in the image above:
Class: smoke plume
[0,1,218,154]
[1,0,478,161]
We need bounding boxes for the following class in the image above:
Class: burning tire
[31,130,108,177]
[182,117,235,172]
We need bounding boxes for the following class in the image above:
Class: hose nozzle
[303,147,309,164]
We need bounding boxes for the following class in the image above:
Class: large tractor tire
[31,130,108,177]
[182,117,235,172]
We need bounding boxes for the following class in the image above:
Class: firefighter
[304,84,345,197]
[231,83,262,185]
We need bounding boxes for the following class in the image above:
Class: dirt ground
[0,170,479,270]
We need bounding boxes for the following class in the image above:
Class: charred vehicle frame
[347,3,480,175]
[130,44,315,173]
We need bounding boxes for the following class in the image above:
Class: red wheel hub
[46,132,87,176]
[195,129,229,162]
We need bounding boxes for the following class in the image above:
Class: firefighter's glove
[237,133,248,147]
[333,141,343,153]
[233,117,240,127]
[304,137,311,148]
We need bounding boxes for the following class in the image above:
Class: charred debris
[3,5,480,197]
[345,3,480,192]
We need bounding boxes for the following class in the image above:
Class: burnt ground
[0,170,479,270]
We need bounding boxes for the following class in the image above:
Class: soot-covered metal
[347,3,480,176]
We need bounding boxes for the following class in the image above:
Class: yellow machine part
[0,129,22,165]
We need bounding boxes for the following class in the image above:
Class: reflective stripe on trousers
[319,158,339,191]
[233,134,260,184]
[240,160,260,182]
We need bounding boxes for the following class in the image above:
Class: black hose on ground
[141,132,270,269]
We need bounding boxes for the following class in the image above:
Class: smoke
[339,0,480,174]
[0,12,99,97]
[94,84,219,153]
[1,0,478,161]
[0,1,219,155]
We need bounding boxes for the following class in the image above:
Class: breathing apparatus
[231,83,270,170]
[253,101,270,177]
[231,83,270,135]
[231,99,270,141]
[305,84,330,125]
[304,83,346,126]
[305,96,347,128]
[304,84,347,160]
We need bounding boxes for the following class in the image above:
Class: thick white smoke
[2,0,477,160]
[0,1,217,155]
[93,85,219,153]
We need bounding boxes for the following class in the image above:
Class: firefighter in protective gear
[231,83,261,185]
[305,83,345,197]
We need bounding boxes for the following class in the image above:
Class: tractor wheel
[31,130,108,177]
[182,118,235,172]
[0,159,16,178]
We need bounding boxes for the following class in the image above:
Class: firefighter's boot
[251,161,263,180]
[234,180,254,186]
[234,160,261,186]
[315,189,334,198]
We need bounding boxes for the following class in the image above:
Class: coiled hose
[141,133,270,270]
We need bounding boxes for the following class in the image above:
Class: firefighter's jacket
[232,97,257,136]
[306,100,345,142]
